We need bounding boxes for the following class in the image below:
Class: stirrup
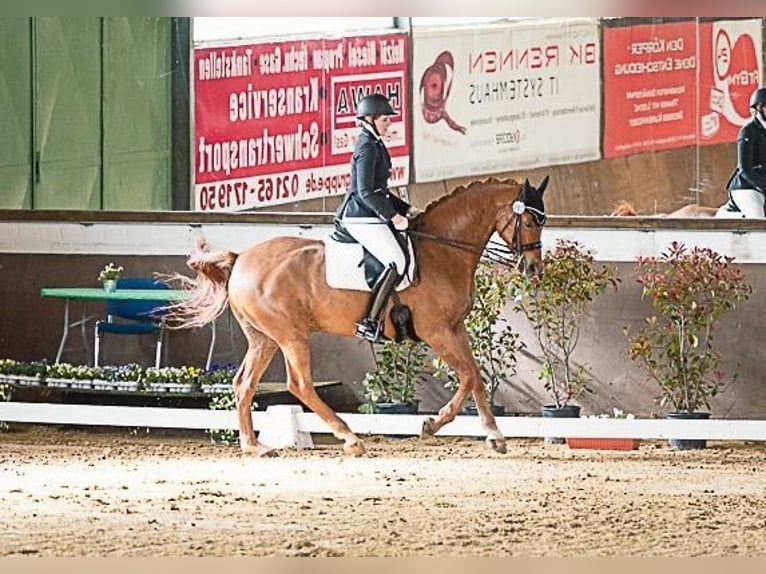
[355,318,384,342]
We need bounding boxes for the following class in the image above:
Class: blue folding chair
[94,277,168,368]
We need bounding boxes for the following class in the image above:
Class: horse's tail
[163,235,238,330]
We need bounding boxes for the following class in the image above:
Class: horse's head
[495,176,548,276]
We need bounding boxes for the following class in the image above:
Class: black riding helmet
[356,93,395,118]
[749,87,766,109]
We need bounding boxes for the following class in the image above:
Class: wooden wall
[297,143,737,217]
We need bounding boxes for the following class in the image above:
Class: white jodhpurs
[342,218,407,274]
[729,189,765,218]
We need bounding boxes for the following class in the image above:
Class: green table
[40,287,217,368]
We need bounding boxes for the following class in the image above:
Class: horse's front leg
[422,328,506,453]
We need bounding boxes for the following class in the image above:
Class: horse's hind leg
[280,338,366,457]
[233,321,279,456]
[422,328,506,454]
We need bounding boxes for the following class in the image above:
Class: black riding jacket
[336,125,410,221]
[727,117,766,194]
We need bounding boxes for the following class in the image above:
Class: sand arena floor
[1,424,765,557]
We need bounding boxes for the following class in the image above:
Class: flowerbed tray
[566,437,640,451]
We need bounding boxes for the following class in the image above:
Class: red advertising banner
[603,21,700,158]
[698,19,762,144]
[603,19,761,158]
[194,33,409,212]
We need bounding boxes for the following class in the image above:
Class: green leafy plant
[98,262,124,282]
[199,363,239,392]
[207,390,240,445]
[0,382,8,433]
[358,339,429,413]
[46,362,94,380]
[12,360,48,379]
[510,239,620,409]
[433,259,525,410]
[96,363,144,382]
[625,241,751,413]
[205,364,252,445]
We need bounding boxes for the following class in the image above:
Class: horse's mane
[610,200,638,216]
[423,177,521,213]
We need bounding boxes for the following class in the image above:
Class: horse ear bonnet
[519,178,545,215]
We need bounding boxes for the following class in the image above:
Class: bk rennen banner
[603,18,762,158]
[411,19,601,183]
[194,32,409,212]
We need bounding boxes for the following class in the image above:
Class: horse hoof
[487,438,507,454]
[344,440,366,457]
[421,417,437,437]
[241,443,278,458]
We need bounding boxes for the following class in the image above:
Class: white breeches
[726,189,765,218]
[342,218,407,274]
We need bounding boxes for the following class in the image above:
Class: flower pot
[6,374,42,386]
[102,279,117,293]
[665,411,710,450]
[566,437,640,451]
[374,401,419,414]
[463,404,506,416]
[541,404,581,444]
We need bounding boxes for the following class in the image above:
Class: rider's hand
[406,206,424,218]
[392,213,409,231]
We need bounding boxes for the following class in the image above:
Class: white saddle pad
[324,234,416,292]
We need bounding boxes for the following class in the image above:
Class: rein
[409,201,545,268]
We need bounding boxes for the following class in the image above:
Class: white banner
[412,19,602,182]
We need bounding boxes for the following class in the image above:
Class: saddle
[326,222,417,291]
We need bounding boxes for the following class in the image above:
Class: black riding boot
[355,264,399,342]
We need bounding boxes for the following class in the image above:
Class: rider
[725,86,766,217]
[335,93,422,342]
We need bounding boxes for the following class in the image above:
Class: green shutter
[0,18,32,209]
[103,17,171,210]
[34,18,102,209]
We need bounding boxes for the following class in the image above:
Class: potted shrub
[625,241,752,449]
[433,259,525,415]
[207,390,242,446]
[358,339,428,414]
[509,239,620,441]
[100,363,144,391]
[45,362,95,389]
[0,359,48,385]
[98,262,124,293]
[0,359,19,384]
[200,363,240,394]
[142,366,202,394]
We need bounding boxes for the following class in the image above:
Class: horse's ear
[522,178,531,197]
[538,175,549,195]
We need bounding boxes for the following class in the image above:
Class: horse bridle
[409,199,546,267]
[494,200,546,253]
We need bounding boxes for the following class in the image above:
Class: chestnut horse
[610,200,718,217]
[168,177,548,457]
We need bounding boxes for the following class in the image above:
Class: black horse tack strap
[410,199,545,268]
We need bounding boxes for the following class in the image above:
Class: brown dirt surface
[1,424,765,557]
